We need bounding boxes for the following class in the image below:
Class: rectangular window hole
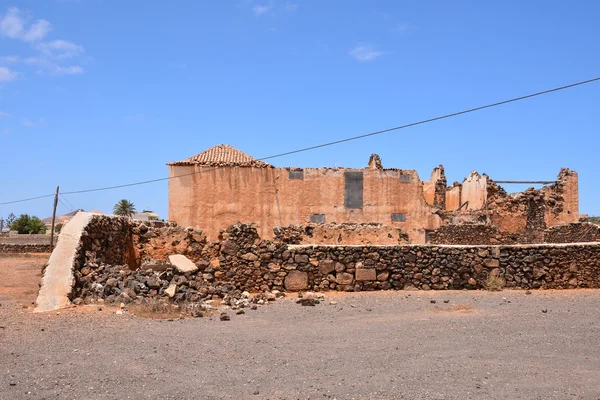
[399,174,411,183]
[310,214,326,223]
[288,170,304,180]
[344,171,364,209]
[391,213,406,222]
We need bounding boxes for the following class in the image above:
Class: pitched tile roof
[167,144,272,167]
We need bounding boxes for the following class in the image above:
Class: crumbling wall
[168,164,441,244]
[130,220,206,264]
[428,224,524,245]
[273,223,410,245]
[544,223,600,243]
[461,171,488,210]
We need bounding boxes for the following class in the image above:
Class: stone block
[241,252,259,261]
[336,272,354,285]
[356,268,376,281]
[168,254,198,273]
[483,258,499,268]
[284,270,308,291]
[319,260,335,275]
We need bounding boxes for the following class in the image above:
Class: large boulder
[284,271,308,291]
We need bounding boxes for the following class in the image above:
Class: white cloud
[37,39,84,59]
[253,4,271,16]
[0,7,51,42]
[349,44,384,61]
[54,65,83,75]
[0,66,17,82]
[0,7,24,39]
[0,111,10,118]
[24,19,51,42]
[0,128,9,136]
[25,57,84,75]
[0,8,84,77]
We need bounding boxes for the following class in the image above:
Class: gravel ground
[1,289,600,400]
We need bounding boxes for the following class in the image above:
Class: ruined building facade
[168,144,579,244]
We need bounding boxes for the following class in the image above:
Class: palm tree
[113,199,137,217]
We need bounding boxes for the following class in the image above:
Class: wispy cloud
[23,118,45,128]
[0,7,85,77]
[253,4,271,16]
[0,7,51,42]
[284,2,298,12]
[349,44,384,62]
[0,66,18,82]
[248,1,297,17]
[37,39,84,59]
[0,55,19,64]
[0,128,9,136]
[0,111,10,118]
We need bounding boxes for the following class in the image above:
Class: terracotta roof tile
[168,144,272,167]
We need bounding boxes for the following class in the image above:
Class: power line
[59,194,76,211]
[1,75,599,205]
[0,194,55,205]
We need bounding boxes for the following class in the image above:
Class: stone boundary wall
[544,223,600,244]
[429,222,599,246]
[0,234,55,245]
[428,224,523,245]
[37,216,600,310]
[0,243,52,253]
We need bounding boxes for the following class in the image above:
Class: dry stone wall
[66,219,600,308]
[430,222,599,246]
[0,243,52,253]
[544,223,600,243]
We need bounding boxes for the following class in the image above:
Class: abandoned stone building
[167,144,579,244]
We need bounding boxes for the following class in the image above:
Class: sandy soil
[1,255,600,399]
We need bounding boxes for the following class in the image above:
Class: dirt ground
[0,253,48,310]
[1,255,600,399]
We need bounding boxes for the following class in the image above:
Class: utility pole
[50,186,59,250]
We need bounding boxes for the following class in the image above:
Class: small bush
[485,273,505,291]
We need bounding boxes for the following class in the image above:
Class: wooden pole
[50,186,59,250]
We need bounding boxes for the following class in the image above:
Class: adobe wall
[168,166,441,243]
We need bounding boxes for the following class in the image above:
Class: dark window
[399,174,411,183]
[391,213,406,222]
[344,171,364,209]
[310,214,326,223]
[288,170,304,180]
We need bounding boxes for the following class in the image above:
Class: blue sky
[1,0,599,220]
